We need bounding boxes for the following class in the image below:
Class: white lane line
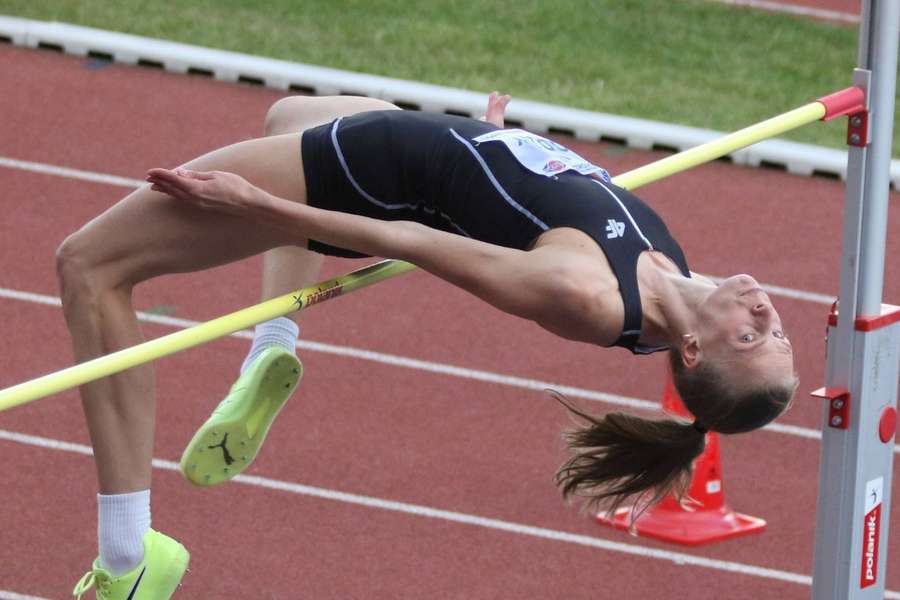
[5,427,900,598]
[0,592,51,600]
[705,276,835,306]
[1,286,898,455]
[712,0,859,23]
[0,428,823,589]
[0,156,145,188]
[0,154,840,307]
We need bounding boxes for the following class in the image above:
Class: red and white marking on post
[860,477,883,589]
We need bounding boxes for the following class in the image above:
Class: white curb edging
[2,15,898,188]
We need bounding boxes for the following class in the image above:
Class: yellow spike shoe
[180,347,302,486]
[73,529,189,599]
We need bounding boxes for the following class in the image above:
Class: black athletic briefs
[300,110,691,354]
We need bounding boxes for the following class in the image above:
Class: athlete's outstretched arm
[146,168,606,342]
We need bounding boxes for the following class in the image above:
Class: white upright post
[810,1,900,598]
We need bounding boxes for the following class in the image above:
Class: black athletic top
[300,110,691,354]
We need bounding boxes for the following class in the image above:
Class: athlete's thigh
[67,133,307,288]
[265,95,400,135]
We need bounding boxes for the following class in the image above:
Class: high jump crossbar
[0,87,864,413]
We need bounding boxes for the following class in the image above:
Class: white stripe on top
[329,118,470,237]
[330,117,414,211]
[450,129,550,232]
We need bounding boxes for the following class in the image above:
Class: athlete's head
[680,273,795,394]
[553,275,796,518]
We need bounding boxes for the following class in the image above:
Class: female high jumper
[63,93,796,599]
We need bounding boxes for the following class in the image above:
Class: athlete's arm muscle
[260,194,607,341]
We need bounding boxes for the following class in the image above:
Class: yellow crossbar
[0,95,834,412]
[0,260,415,411]
[612,102,826,190]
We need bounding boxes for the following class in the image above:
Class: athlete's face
[692,274,795,390]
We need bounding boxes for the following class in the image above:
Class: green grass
[2,0,896,153]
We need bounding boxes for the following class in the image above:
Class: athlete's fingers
[148,169,258,218]
[479,91,498,122]
[146,171,186,193]
[491,93,511,113]
[148,168,209,186]
[146,167,178,180]
[174,168,216,181]
[148,179,192,203]
[147,169,204,196]
[146,169,189,194]
[483,91,511,128]
[149,182,186,202]
[146,170,202,202]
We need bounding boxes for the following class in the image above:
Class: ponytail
[551,352,797,520]
[551,391,706,520]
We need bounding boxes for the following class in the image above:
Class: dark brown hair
[553,349,797,519]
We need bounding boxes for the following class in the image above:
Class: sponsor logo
[304,285,344,308]
[126,566,146,600]
[860,477,883,588]
[208,432,235,466]
[511,133,570,152]
[543,159,566,173]
[471,129,605,179]
[605,219,626,239]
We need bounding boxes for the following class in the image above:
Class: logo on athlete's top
[472,129,608,179]
[543,159,566,174]
[605,219,626,239]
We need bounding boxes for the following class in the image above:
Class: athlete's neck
[638,255,716,347]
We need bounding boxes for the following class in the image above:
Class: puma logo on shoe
[126,566,146,600]
[208,433,235,465]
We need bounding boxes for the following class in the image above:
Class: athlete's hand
[145,168,264,217]
[480,91,511,128]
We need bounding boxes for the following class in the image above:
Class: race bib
[472,129,610,181]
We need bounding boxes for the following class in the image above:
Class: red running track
[0,42,898,599]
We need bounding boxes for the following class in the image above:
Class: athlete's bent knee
[264,97,309,136]
[263,95,399,136]
[55,232,127,317]
[56,234,94,309]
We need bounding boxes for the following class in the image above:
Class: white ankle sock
[240,317,299,374]
[97,489,151,576]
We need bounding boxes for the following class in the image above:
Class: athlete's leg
[237,96,400,373]
[178,97,404,489]
[56,133,308,495]
[259,95,400,317]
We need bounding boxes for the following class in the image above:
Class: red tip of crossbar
[827,304,900,331]
[818,87,866,121]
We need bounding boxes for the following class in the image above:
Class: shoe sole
[179,350,302,486]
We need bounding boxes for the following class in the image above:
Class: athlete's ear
[681,334,702,369]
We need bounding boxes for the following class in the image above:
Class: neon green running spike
[73,529,189,599]
[180,347,302,486]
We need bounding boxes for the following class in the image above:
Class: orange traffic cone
[596,376,766,545]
